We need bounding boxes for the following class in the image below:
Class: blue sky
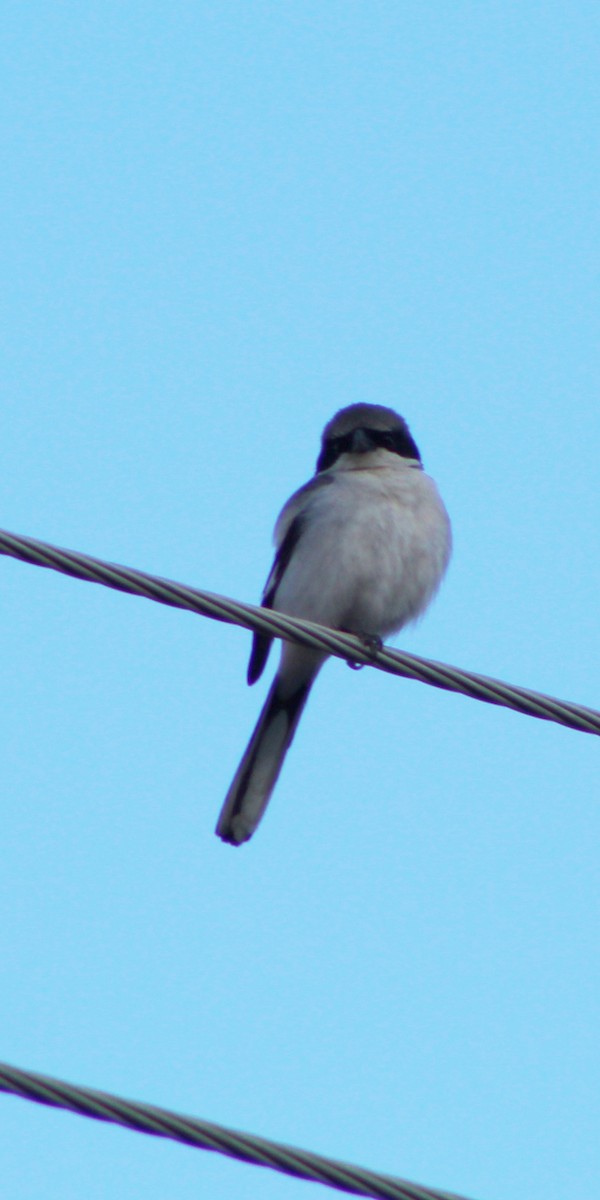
[1,5,599,1199]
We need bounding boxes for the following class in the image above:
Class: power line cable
[0,1060,475,1200]
[0,526,598,736]
[0,531,588,1197]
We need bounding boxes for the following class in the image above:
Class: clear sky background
[1,5,598,1200]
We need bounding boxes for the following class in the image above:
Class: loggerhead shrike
[216,403,451,846]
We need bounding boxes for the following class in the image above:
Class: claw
[345,631,383,671]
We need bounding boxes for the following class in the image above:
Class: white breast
[273,460,451,638]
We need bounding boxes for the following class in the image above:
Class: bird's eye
[379,432,396,451]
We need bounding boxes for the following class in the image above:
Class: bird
[215,403,451,846]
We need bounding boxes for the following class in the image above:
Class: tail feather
[216,678,312,846]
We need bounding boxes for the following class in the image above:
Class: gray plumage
[215,404,451,845]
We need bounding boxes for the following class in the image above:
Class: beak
[350,428,375,454]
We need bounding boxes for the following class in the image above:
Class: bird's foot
[345,631,383,671]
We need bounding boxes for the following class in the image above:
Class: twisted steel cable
[0,1060,473,1200]
[0,526,599,736]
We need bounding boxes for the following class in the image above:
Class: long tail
[215,676,313,846]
